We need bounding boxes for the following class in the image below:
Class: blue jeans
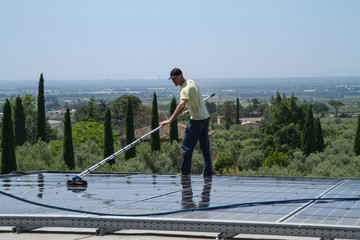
[181,117,212,175]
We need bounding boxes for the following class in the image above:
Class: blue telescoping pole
[72,93,215,181]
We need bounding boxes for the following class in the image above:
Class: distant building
[240,117,262,130]
[217,116,262,131]
[249,111,261,117]
[55,110,65,115]
[54,109,76,116]
[64,100,74,104]
[48,120,64,133]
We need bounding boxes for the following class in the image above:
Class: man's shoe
[177,173,191,178]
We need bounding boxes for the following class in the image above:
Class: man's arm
[160,99,188,126]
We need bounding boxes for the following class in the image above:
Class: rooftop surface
[0,173,359,239]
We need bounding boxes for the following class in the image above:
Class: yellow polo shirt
[180,79,210,120]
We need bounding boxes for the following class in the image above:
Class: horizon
[1,75,360,82]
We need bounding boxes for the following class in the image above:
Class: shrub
[151,151,176,173]
[191,151,206,174]
[161,141,182,169]
[287,150,307,175]
[74,140,102,170]
[214,152,233,174]
[16,140,67,172]
[238,149,265,170]
[118,157,148,173]
[263,148,290,168]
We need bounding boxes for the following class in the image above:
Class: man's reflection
[37,173,44,198]
[199,176,212,208]
[181,176,212,209]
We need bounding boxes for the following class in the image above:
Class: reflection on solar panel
[0,172,360,239]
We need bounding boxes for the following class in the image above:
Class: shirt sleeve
[180,85,190,100]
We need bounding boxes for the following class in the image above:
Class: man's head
[169,68,185,86]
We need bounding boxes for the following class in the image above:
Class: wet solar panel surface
[1,173,360,226]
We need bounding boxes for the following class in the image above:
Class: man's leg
[199,118,212,176]
[181,120,202,175]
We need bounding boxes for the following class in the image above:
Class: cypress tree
[314,117,325,152]
[87,96,95,121]
[236,98,240,125]
[151,92,161,152]
[222,101,233,129]
[125,97,136,159]
[354,114,360,156]
[104,108,115,165]
[63,107,75,169]
[301,106,316,156]
[169,97,179,143]
[274,90,282,104]
[1,99,17,174]
[36,73,46,141]
[14,96,26,146]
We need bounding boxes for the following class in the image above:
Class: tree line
[1,74,360,177]
[211,91,360,178]
[0,74,181,174]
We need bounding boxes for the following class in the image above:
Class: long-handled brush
[67,93,215,187]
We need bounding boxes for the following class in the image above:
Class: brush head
[66,179,88,187]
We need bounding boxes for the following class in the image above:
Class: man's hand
[160,119,172,126]
[159,99,187,126]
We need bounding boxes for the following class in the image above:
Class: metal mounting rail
[1,214,360,239]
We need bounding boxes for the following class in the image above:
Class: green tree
[314,117,325,152]
[266,93,306,135]
[87,96,95,120]
[169,97,179,144]
[23,94,37,143]
[1,99,17,174]
[274,90,282,104]
[151,92,161,152]
[104,108,115,165]
[36,73,46,142]
[110,95,145,131]
[205,101,217,114]
[125,97,136,159]
[274,123,301,150]
[289,95,298,124]
[14,96,26,146]
[72,121,104,147]
[354,114,360,156]
[313,103,329,117]
[263,148,289,168]
[251,98,260,111]
[214,152,233,174]
[328,100,344,117]
[301,106,316,156]
[63,107,75,169]
[221,100,236,129]
[236,98,240,124]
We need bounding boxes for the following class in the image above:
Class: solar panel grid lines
[277,179,349,223]
[1,173,360,239]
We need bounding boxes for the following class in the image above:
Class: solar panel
[0,173,360,239]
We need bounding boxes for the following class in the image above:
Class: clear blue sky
[1,0,359,80]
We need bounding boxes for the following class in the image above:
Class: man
[160,68,212,177]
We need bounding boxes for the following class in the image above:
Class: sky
[1,0,359,81]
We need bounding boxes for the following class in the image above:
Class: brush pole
[72,93,215,181]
